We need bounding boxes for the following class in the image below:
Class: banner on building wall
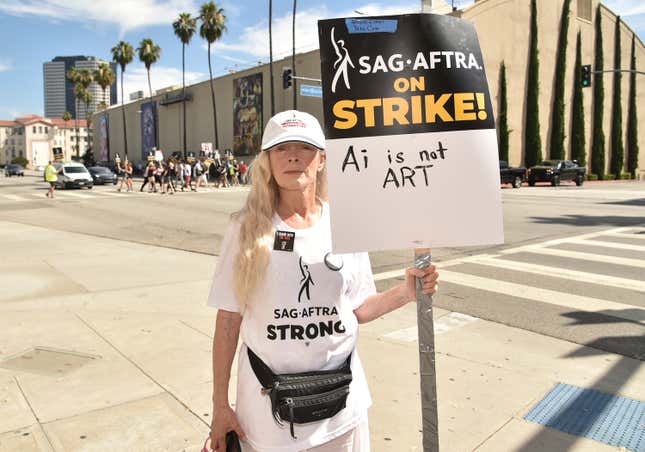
[97,114,109,161]
[233,72,263,155]
[141,101,157,161]
[318,14,503,253]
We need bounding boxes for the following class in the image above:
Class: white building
[0,115,90,168]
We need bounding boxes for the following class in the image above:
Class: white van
[53,162,94,189]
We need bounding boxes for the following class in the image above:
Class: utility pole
[292,0,297,110]
[269,0,275,116]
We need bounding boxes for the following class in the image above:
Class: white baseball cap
[261,110,325,151]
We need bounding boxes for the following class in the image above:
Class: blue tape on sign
[524,383,645,451]
[345,19,397,34]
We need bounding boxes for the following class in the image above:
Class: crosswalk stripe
[438,270,644,325]
[373,268,405,281]
[58,192,94,199]
[382,312,479,342]
[520,247,645,268]
[2,194,25,201]
[604,232,645,240]
[498,226,638,254]
[504,189,645,198]
[464,256,645,292]
[569,238,645,252]
[99,191,127,197]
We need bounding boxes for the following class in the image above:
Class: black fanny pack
[247,347,353,439]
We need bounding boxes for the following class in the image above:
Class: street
[0,175,643,451]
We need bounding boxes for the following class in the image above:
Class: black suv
[528,160,586,186]
[88,166,117,185]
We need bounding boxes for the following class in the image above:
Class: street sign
[300,84,322,98]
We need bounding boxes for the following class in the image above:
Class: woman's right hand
[209,405,245,451]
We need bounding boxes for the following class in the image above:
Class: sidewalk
[0,220,642,451]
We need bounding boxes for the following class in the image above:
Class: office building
[44,56,117,120]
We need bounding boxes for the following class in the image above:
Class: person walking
[168,159,178,194]
[184,160,195,192]
[124,161,134,192]
[44,161,62,198]
[194,159,206,190]
[140,162,150,192]
[239,160,248,185]
[230,159,240,186]
[206,110,439,452]
[154,161,163,190]
[217,159,229,188]
[116,160,127,192]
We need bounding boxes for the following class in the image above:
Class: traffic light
[581,64,592,88]
[282,68,292,89]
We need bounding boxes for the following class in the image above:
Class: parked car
[528,160,586,186]
[4,164,25,177]
[51,162,94,189]
[499,161,527,188]
[88,166,117,185]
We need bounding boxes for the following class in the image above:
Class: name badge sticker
[274,230,296,252]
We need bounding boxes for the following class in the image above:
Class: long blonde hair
[233,150,328,310]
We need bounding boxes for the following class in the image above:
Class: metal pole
[593,69,645,75]
[292,76,321,82]
[269,0,275,116]
[415,248,439,452]
[292,0,297,110]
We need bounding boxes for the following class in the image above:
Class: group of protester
[115,157,249,194]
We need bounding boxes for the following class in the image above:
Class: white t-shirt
[207,202,376,452]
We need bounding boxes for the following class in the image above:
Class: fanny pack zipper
[280,386,350,439]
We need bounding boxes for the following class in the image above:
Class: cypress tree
[609,17,624,177]
[570,31,586,166]
[524,0,542,167]
[591,5,606,178]
[498,61,510,162]
[548,0,571,160]
[626,35,639,177]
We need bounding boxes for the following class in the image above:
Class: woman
[207,111,438,452]
[125,161,134,192]
[118,160,133,192]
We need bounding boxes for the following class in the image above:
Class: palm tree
[199,2,226,150]
[66,68,82,157]
[62,111,72,159]
[76,68,94,120]
[137,38,161,99]
[111,40,134,159]
[94,63,115,110]
[173,12,197,159]
[75,85,93,154]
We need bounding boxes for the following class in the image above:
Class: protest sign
[318,14,503,253]
[201,142,213,157]
[53,147,64,161]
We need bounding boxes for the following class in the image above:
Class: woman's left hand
[404,264,439,301]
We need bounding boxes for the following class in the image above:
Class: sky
[0,0,643,120]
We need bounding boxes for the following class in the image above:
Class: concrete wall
[96,0,644,178]
[462,0,644,177]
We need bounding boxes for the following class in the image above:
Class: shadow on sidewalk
[516,309,644,451]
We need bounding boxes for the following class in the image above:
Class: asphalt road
[1,174,644,360]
